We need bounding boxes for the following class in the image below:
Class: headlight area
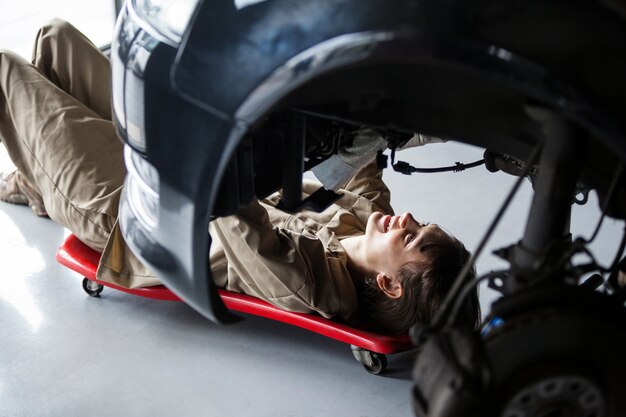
[112,2,153,152]
[130,0,199,45]
[123,146,160,231]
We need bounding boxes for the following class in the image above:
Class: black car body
[112,0,626,324]
[112,0,626,414]
[113,0,626,325]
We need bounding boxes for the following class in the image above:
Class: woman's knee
[33,18,82,61]
[37,18,74,40]
[0,49,25,66]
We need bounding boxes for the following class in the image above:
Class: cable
[584,164,623,244]
[607,224,626,290]
[386,145,486,175]
[392,159,486,174]
[448,269,510,328]
[431,142,544,331]
[609,224,626,272]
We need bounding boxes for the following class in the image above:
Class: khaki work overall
[0,20,395,323]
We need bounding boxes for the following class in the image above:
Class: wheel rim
[500,374,605,417]
[485,309,626,416]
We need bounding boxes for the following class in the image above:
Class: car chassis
[112,1,626,415]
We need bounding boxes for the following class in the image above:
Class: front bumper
[112,3,241,323]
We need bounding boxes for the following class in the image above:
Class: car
[111,0,626,415]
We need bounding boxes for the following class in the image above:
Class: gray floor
[1,141,623,417]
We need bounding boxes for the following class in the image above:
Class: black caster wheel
[364,352,388,375]
[351,345,388,375]
[82,277,104,297]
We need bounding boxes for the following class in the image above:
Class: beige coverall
[0,20,394,323]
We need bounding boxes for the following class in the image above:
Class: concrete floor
[2,4,625,415]
[1,140,623,417]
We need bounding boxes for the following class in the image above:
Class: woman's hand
[312,129,446,191]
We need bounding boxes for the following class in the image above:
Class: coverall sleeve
[209,199,357,321]
[340,160,394,215]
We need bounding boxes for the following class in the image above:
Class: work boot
[0,171,47,217]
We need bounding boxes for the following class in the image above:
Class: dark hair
[361,237,480,334]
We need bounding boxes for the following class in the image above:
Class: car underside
[112,0,626,415]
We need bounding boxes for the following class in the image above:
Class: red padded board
[56,234,413,354]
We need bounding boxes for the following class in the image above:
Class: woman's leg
[0,50,123,251]
[31,19,112,120]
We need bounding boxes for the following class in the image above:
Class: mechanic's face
[364,212,452,280]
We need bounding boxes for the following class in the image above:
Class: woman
[0,19,479,333]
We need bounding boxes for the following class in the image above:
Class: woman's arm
[340,161,393,215]
[210,199,358,321]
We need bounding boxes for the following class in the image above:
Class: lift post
[508,106,586,293]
